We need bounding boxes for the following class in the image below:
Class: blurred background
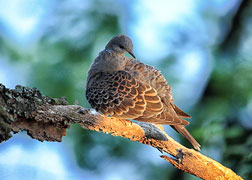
[0,0,251,179]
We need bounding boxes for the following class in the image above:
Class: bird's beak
[128,51,136,59]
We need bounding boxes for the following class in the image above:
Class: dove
[86,34,200,150]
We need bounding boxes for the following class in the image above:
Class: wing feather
[86,70,189,126]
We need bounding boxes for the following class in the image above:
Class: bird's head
[105,34,136,58]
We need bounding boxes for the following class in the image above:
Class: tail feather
[171,104,192,118]
[171,125,201,151]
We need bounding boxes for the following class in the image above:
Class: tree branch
[0,83,243,180]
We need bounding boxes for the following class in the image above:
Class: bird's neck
[104,48,124,56]
[96,49,125,70]
[87,49,126,81]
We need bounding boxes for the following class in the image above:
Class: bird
[85,34,201,150]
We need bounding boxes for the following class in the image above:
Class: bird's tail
[171,125,201,151]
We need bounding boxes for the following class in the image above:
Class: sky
[0,0,49,44]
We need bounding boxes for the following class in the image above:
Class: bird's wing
[135,104,189,125]
[86,71,189,125]
[171,103,191,118]
[86,70,161,119]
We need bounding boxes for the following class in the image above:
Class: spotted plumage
[86,34,200,150]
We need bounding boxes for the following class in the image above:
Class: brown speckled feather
[86,70,190,126]
[86,34,201,150]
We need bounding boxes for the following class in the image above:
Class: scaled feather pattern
[86,34,201,150]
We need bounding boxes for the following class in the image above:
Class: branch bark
[0,83,243,180]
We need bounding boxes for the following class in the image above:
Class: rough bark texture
[0,83,243,180]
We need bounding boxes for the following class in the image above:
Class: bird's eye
[119,45,124,49]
